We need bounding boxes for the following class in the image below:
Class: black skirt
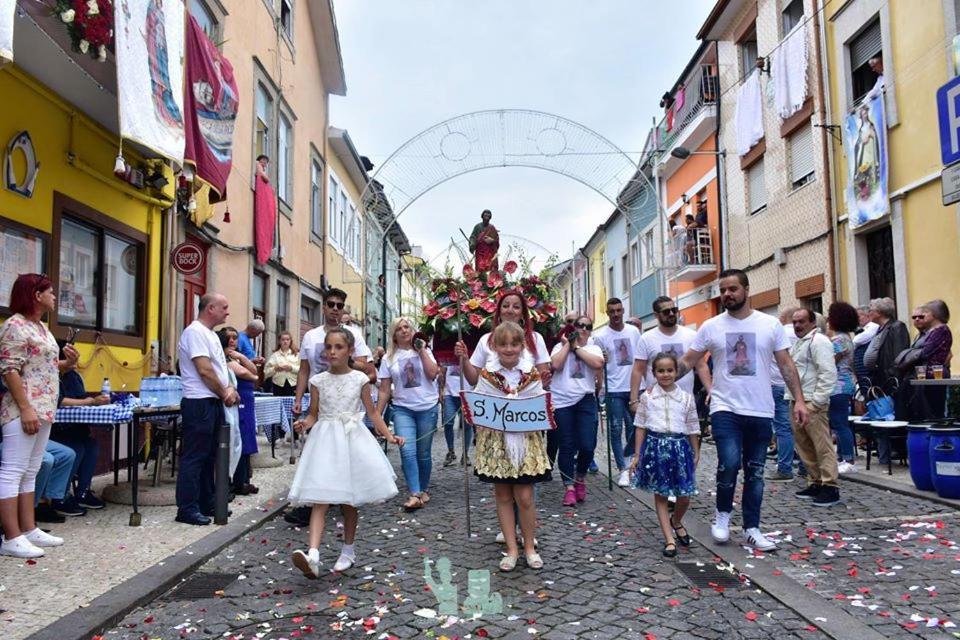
[476,469,552,485]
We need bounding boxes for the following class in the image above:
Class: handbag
[865,385,895,421]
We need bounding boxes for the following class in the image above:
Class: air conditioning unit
[774,248,787,266]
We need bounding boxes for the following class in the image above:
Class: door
[866,226,896,303]
[181,238,208,327]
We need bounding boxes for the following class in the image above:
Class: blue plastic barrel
[906,425,934,491]
[929,427,960,499]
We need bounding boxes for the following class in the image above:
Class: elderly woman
[0,274,65,557]
[863,297,910,463]
[898,300,953,420]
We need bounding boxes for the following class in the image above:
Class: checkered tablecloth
[254,395,306,442]
[54,403,135,425]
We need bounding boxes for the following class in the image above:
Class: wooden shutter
[790,124,815,185]
[850,19,882,70]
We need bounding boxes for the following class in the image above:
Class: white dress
[288,370,399,506]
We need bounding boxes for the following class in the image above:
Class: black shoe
[460,454,471,467]
[795,484,821,499]
[813,485,840,507]
[662,542,678,558]
[201,509,233,518]
[53,496,86,517]
[671,520,692,547]
[34,503,66,523]
[284,505,311,526]
[443,451,457,467]
[77,490,106,510]
[175,512,212,526]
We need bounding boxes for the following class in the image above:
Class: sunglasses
[575,322,593,330]
[658,307,679,315]
[911,314,926,320]
[325,301,345,310]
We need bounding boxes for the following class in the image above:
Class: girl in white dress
[290,328,405,579]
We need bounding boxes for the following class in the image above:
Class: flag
[183,14,237,201]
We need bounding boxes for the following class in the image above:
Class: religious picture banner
[0,0,15,63]
[115,0,186,163]
[461,391,557,433]
[843,93,889,228]
[183,14,238,200]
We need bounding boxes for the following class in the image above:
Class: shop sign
[172,242,204,275]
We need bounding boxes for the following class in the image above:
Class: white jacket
[784,329,837,408]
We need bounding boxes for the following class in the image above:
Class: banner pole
[452,267,472,540]
[604,361,613,491]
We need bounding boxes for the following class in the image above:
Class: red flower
[462,264,475,278]
[543,303,557,314]
[503,260,518,274]
[447,288,459,302]
[471,281,484,294]
[480,298,497,313]
[468,313,483,328]
[439,306,456,320]
[526,295,539,308]
[423,301,440,317]
[487,272,504,289]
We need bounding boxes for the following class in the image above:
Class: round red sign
[172,242,204,275]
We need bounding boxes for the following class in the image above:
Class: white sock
[307,547,320,563]
[341,543,355,558]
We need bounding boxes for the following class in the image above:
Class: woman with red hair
[0,274,64,558]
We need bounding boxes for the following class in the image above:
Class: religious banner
[115,0,186,163]
[183,14,237,201]
[843,93,889,228]
[0,0,15,63]
[461,390,557,432]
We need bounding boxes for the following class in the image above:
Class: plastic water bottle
[101,378,111,397]
[158,376,170,407]
[140,378,153,407]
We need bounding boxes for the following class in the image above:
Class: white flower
[60,9,75,23]
[79,39,90,54]
[98,45,107,62]
[86,0,99,16]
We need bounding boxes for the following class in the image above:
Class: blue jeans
[771,385,793,475]
[442,395,471,456]
[711,411,772,530]
[555,395,598,485]
[43,440,76,502]
[176,398,223,517]
[56,435,98,496]
[605,392,634,470]
[393,404,439,495]
[829,394,854,462]
[31,451,53,506]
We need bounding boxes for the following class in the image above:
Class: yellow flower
[466,298,481,310]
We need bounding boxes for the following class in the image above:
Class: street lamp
[668,146,729,269]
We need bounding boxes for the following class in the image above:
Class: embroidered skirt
[473,428,552,484]
[632,431,698,497]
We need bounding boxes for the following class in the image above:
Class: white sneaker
[743,527,777,551]
[333,550,355,572]
[617,469,631,487]
[0,535,44,558]
[25,528,63,547]
[291,549,320,579]
[838,461,858,475]
[711,511,731,543]
[495,531,506,543]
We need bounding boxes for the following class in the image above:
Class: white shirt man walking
[176,294,239,525]
[678,270,808,551]
[631,296,711,400]
[787,309,840,506]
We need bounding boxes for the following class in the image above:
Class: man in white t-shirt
[631,296,711,400]
[678,270,808,552]
[176,293,239,526]
[591,298,643,486]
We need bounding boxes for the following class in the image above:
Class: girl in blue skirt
[630,352,701,557]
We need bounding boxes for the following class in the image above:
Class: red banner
[183,15,238,201]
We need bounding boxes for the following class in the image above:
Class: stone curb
[595,465,887,640]
[840,470,960,511]
[23,492,290,640]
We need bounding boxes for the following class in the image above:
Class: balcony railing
[668,227,716,281]
[650,64,719,155]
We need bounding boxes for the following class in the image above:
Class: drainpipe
[813,1,839,302]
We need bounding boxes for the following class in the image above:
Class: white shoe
[838,461,858,475]
[0,535,44,558]
[743,527,777,552]
[711,511,731,543]
[25,528,63,547]
[495,529,537,547]
[495,531,505,543]
[617,469,631,487]
[333,550,355,572]
[291,549,320,579]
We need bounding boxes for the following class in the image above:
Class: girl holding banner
[466,322,552,572]
[549,316,605,506]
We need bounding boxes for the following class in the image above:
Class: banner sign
[183,14,238,200]
[116,0,186,163]
[0,0,14,63]
[461,390,556,432]
[843,93,889,228]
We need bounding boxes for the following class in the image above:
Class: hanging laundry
[735,70,764,156]
[772,23,809,119]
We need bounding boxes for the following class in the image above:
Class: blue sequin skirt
[632,431,698,498]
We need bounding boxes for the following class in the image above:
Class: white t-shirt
[178,321,230,399]
[769,323,797,386]
[549,342,602,409]
[690,311,792,418]
[443,364,473,397]
[300,324,372,377]
[378,348,439,411]
[638,325,698,395]
[470,331,550,372]
[591,324,642,392]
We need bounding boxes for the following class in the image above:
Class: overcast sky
[330,0,714,271]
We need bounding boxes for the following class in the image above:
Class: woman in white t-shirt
[377,317,440,511]
[549,316,605,506]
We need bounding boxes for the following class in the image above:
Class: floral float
[54,0,114,62]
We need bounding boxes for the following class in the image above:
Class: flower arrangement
[54,0,114,62]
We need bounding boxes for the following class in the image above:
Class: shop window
[747,158,767,214]
[782,0,804,35]
[0,219,49,313]
[789,124,815,189]
[277,281,290,333]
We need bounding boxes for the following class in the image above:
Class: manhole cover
[674,562,742,589]
[161,572,239,601]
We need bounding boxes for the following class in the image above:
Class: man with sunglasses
[631,296,711,402]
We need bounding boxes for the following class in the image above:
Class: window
[850,19,882,103]
[252,271,267,320]
[0,220,48,311]
[607,265,615,299]
[620,255,628,294]
[300,296,320,342]
[747,158,767,214]
[310,155,324,239]
[630,240,641,279]
[276,282,290,333]
[277,112,293,205]
[789,124,815,189]
[58,219,98,328]
[279,0,293,41]
[802,296,823,315]
[739,26,758,80]
[328,174,338,243]
[642,229,655,271]
[103,235,140,332]
[782,0,804,35]
[188,0,219,41]
[351,205,362,267]
[339,191,347,247]
[255,83,273,160]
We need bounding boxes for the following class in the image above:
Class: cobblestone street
[93,426,959,640]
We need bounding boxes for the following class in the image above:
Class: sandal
[402,495,424,512]
[662,542,678,558]
[499,554,519,572]
[671,519,691,547]
[420,492,430,505]
[525,552,544,569]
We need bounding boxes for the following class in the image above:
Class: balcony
[668,227,716,282]
[653,64,719,177]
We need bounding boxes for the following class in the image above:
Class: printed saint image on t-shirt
[571,356,585,379]
[726,333,756,376]
[402,358,423,388]
[614,338,633,366]
[658,342,684,358]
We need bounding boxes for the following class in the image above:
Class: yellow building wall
[0,67,162,392]
[587,241,608,326]
[325,152,364,316]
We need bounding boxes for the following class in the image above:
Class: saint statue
[468,209,500,272]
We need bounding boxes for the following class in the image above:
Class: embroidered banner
[0,0,15,62]
[460,390,556,432]
[183,14,237,200]
[115,0,186,163]
[844,93,889,228]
